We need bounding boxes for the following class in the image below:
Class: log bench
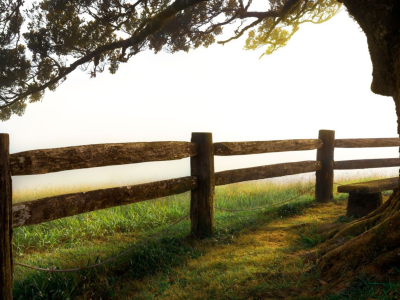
[337,177,398,217]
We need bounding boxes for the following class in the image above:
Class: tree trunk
[312,0,400,283]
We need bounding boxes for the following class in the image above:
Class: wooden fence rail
[10,142,198,176]
[213,139,323,156]
[215,161,322,186]
[1,130,400,298]
[12,176,197,228]
[334,158,400,170]
[335,138,400,148]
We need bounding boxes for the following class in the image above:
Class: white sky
[2,8,399,191]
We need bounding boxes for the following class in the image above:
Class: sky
[1,6,399,191]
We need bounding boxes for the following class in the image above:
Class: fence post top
[192,132,212,135]
[319,129,335,133]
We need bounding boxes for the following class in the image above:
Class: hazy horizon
[2,8,399,191]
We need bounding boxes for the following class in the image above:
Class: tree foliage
[0,0,341,120]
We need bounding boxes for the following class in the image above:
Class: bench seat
[337,177,398,217]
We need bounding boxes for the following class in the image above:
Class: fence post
[315,130,335,203]
[0,134,13,299]
[190,132,215,238]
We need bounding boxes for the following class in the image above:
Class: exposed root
[315,188,400,280]
[300,188,400,284]
[319,188,399,242]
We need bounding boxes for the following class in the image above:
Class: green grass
[11,172,398,299]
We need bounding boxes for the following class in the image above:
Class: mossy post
[0,134,13,299]
[315,130,335,203]
[190,132,215,238]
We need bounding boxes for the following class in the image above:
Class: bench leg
[346,192,382,218]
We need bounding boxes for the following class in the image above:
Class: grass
[11,172,399,299]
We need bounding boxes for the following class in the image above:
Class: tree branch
[1,0,206,110]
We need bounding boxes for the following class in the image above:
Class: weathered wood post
[315,130,335,203]
[190,132,215,238]
[0,134,13,299]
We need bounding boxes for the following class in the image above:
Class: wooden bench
[337,177,398,217]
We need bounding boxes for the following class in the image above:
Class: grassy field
[11,172,400,299]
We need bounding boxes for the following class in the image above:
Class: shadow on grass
[13,197,318,299]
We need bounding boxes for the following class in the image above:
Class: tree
[1,0,400,286]
[308,0,400,283]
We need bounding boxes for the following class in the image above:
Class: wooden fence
[1,130,400,298]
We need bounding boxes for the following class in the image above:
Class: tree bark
[312,0,400,283]
[338,0,400,98]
